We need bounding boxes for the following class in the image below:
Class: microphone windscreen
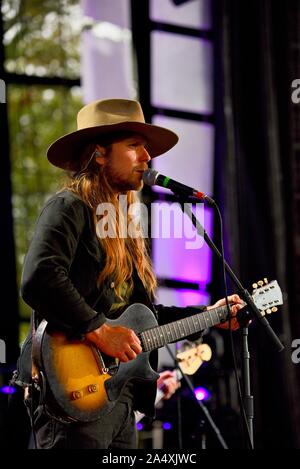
[142,169,158,186]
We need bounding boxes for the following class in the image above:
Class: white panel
[152,115,215,196]
[81,0,136,102]
[81,30,136,102]
[152,205,213,283]
[151,200,206,249]
[151,32,213,114]
[150,0,212,30]
[82,0,130,27]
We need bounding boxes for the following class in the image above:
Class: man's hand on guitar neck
[85,323,142,362]
[85,294,243,363]
[207,294,244,331]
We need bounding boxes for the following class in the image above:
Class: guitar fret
[198,313,206,330]
[207,309,215,327]
[220,305,228,322]
[185,318,192,335]
[161,326,167,347]
[210,310,217,327]
[141,331,146,352]
[176,321,182,339]
[181,320,187,337]
[142,304,234,353]
[164,324,172,344]
[171,321,177,342]
[145,329,151,350]
[149,329,155,350]
[203,310,212,328]
[156,327,164,349]
[147,329,154,351]
[143,329,150,352]
[150,329,158,350]
[186,316,194,335]
[161,325,168,346]
[213,308,221,325]
[192,314,200,332]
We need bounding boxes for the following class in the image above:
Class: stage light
[136,422,144,431]
[162,422,172,430]
[194,386,210,401]
[0,385,16,394]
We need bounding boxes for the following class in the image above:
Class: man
[17,98,243,449]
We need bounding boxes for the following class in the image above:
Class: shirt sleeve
[20,195,106,334]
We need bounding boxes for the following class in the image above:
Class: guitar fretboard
[140,305,229,353]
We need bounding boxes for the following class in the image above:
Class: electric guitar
[176,341,212,375]
[135,341,212,423]
[32,280,282,423]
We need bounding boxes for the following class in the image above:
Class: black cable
[213,202,253,449]
[176,387,183,449]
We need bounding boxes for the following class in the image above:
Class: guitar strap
[29,310,46,426]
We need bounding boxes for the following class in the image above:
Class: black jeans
[32,401,137,449]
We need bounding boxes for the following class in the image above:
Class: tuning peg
[271,307,278,313]
[258,280,264,287]
[252,283,258,290]
[264,278,268,284]
[266,308,272,314]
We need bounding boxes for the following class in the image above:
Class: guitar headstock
[176,342,212,375]
[252,279,283,316]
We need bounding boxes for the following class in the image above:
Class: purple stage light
[162,422,172,430]
[194,386,210,401]
[0,385,16,394]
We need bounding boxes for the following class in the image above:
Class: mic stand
[175,197,284,447]
[242,325,254,448]
[166,344,229,449]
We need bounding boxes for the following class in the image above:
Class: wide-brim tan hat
[47,98,178,171]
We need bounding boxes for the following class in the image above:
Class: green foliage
[3,0,81,77]
[3,1,84,320]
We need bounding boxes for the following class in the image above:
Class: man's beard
[103,162,143,192]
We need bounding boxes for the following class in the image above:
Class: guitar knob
[258,280,264,287]
[252,283,258,290]
[72,390,83,400]
[264,278,268,284]
[88,384,98,393]
[266,308,272,315]
[271,307,278,312]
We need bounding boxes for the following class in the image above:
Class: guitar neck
[140,305,229,353]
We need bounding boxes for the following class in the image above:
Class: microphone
[142,169,215,204]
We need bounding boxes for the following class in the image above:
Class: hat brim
[47,121,178,171]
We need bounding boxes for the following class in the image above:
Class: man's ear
[94,145,106,166]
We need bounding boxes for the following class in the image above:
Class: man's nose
[139,146,151,162]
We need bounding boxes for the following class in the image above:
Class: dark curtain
[213,0,300,448]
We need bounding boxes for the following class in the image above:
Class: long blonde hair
[62,136,157,300]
